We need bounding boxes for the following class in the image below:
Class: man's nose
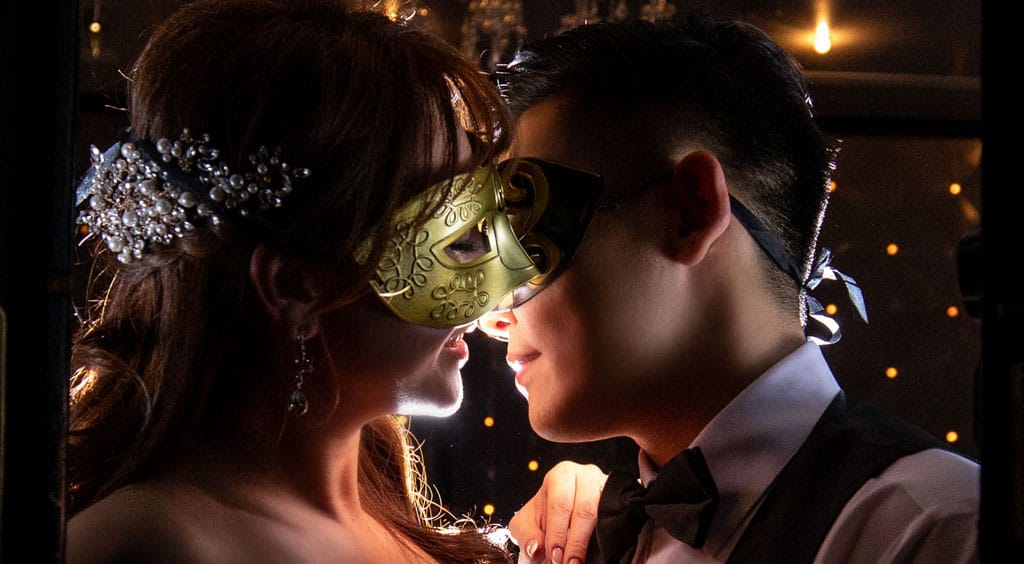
[477,309,517,342]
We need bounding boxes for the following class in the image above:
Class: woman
[67,1,534,561]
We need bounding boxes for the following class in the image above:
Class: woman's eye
[443,221,491,264]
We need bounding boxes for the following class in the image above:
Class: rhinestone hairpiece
[76,129,311,264]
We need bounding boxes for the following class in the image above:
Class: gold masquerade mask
[367,164,535,328]
[366,159,604,328]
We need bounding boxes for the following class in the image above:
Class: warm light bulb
[945,431,959,443]
[825,304,838,315]
[396,415,408,425]
[949,182,962,195]
[528,460,539,471]
[946,305,960,318]
[813,21,832,54]
[483,416,495,427]
[483,503,495,516]
[89,21,101,33]
[885,367,898,379]
[827,180,837,193]
[886,243,899,256]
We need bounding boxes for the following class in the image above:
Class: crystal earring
[289,332,312,415]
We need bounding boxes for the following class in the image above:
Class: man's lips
[506,352,540,373]
[507,352,538,397]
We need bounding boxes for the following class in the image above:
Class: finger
[515,538,544,564]
[542,465,579,564]
[561,493,598,564]
[560,464,608,564]
[509,490,547,561]
[516,546,544,564]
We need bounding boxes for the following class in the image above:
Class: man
[485,12,980,564]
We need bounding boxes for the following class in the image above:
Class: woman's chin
[395,381,464,418]
[396,399,462,418]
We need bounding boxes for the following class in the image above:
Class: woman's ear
[664,149,732,265]
[249,244,321,338]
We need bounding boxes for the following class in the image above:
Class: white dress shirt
[632,342,980,563]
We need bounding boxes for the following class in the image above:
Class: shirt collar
[636,342,841,554]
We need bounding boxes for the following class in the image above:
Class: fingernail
[525,540,539,558]
[551,547,564,563]
[569,559,582,564]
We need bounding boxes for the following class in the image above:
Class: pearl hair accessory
[76,129,311,264]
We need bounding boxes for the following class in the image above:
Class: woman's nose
[476,309,517,342]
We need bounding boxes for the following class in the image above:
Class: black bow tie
[588,447,719,564]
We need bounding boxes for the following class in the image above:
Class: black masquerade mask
[497,157,605,308]
[484,158,867,344]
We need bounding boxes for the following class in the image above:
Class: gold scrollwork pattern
[436,177,485,227]
[429,269,491,322]
[376,226,434,297]
[438,197,484,228]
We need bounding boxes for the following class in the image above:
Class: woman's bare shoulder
[65,480,409,563]
[67,482,212,564]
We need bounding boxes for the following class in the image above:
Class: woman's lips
[444,331,469,360]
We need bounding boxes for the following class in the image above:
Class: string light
[483,503,495,516]
[528,460,539,471]
[483,416,495,427]
[885,367,899,379]
[946,431,959,443]
[949,182,962,195]
[88,1,103,58]
[825,304,838,315]
[946,305,960,318]
[886,243,899,256]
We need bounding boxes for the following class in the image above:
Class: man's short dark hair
[501,11,838,313]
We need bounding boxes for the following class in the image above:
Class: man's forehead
[516,100,601,172]
[516,100,664,197]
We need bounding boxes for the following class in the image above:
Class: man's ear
[664,150,732,265]
[249,244,321,338]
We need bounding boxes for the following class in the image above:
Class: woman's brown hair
[69,1,512,561]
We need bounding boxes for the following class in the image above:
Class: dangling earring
[289,331,312,416]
